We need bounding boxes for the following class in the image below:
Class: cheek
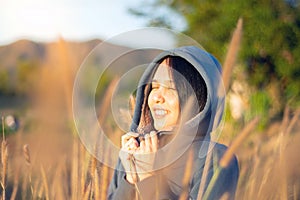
[167,94,180,112]
[147,92,154,108]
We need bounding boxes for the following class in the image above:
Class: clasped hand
[119,131,158,184]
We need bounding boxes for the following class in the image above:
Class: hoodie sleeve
[107,159,174,200]
[107,159,137,200]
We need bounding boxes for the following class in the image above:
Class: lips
[153,107,169,119]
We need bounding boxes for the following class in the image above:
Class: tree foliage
[0,69,9,94]
[130,0,300,115]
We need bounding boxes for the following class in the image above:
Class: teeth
[155,109,167,116]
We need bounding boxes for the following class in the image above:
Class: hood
[130,46,225,144]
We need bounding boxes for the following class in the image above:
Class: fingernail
[150,131,156,136]
[127,132,139,137]
[138,136,144,142]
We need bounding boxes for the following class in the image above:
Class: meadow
[0,22,299,199]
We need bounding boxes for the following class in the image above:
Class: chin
[154,121,169,131]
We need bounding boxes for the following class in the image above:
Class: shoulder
[194,141,239,171]
[213,142,239,169]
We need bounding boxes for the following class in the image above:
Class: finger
[121,134,130,147]
[144,134,151,152]
[150,131,158,151]
[127,132,139,137]
[121,132,139,147]
[139,139,145,152]
[122,138,139,151]
[128,138,139,150]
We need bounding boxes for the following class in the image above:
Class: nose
[152,90,165,104]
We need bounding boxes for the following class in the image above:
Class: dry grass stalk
[245,146,260,199]
[220,192,230,200]
[35,180,43,199]
[202,117,259,200]
[9,165,20,200]
[179,150,194,200]
[222,18,243,92]
[277,108,300,200]
[285,108,300,135]
[279,106,290,135]
[196,142,214,200]
[61,157,71,199]
[57,37,74,119]
[40,165,50,200]
[23,144,34,198]
[71,139,79,200]
[82,182,92,200]
[1,117,8,200]
[94,166,100,200]
[256,166,271,198]
[50,162,66,200]
[294,184,298,200]
[23,144,31,166]
[98,77,119,124]
[277,106,291,156]
[220,117,259,168]
[197,148,212,199]
[79,142,88,198]
[92,135,104,200]
[277,107,290,200]
[100,147,110,200]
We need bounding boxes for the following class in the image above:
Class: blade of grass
[222,18,243,92]
[1,117,8,200]
[179,150,194,200]
[40,165,50,200]
[202,117,259,200]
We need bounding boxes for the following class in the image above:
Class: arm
[107,159,137,200]
[107,159,174,200]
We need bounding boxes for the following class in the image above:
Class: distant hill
[0,39,102,70]
[0,38,162,113]
[0,39,120,110]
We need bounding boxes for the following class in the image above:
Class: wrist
[138,173,152,181]
[125,173,152,184]
[125,173,137,184]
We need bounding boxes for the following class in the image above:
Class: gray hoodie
[107,46,239,200]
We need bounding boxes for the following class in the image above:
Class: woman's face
[148,60,180,130]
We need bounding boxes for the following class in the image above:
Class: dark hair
[166,56,207,114]
[137,56,207,133]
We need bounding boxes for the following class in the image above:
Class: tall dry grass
[1,117,8,200]
[0,22,299,200]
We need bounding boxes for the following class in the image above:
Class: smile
[153,108,168,118]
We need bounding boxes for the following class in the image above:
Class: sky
[0,0,156,45]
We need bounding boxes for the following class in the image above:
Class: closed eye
[151,81,176,90]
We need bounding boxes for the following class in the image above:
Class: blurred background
[0,0,299,199]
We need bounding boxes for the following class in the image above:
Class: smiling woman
[108,46,239,200]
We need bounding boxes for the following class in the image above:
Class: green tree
[130,0,300,117]
[0,69,9,94]
[16,60,38,95]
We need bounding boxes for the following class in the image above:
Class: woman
[107,46,239,200]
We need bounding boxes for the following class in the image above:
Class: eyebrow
[152,80,175,84]
[151,80,176,87]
